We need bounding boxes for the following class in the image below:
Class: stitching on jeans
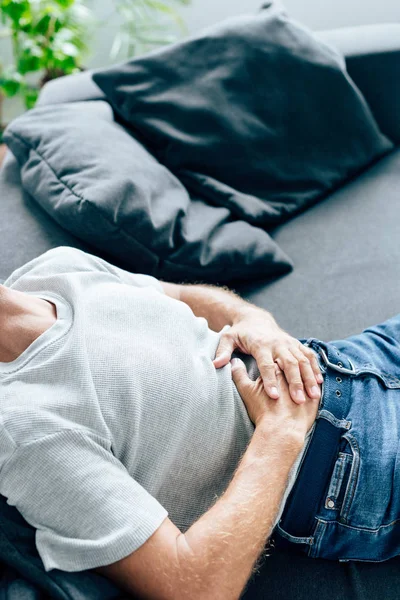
[317,517,400,533]
[340,433,360,522]
[326,453,349,508]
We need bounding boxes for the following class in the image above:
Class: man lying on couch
[0,246,399,600]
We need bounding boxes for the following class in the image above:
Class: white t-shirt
[0,247,311,572]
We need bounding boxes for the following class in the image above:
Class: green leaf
[54,0,75,8]
[23,84,38,109]
[17,37,44,73]
[0,69,24,96]
[32,13,52,35]
[1,1,31,26]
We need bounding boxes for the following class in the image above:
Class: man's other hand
[213,307,323,405]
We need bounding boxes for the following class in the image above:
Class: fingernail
[311,386,320,397]
[231,358,241,367]
[317,373,324,383]
[270,386,279,397]
[296,390,306,402]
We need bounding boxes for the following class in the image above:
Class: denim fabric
[275,313,400,563]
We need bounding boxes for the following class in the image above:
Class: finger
[213,332,236,368]
[301,345,324,384]
[271,366,294,407]
[230,358,253,393]
[274,363,282,376]
[251,348,280,399]
[274,365,289,392]
[290,346,321,400]
[278,348,306,404]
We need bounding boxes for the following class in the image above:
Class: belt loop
[302,337,317,348]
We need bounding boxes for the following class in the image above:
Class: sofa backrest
[37,23,400,146]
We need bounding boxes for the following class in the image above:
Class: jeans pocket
[324,433,360,523]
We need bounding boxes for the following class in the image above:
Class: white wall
[182,0,400,34]
[88,0,400,69]
[2,0,400,123]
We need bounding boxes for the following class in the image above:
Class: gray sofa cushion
[3,101,291,283]
[93,3,393,230]
[37,69,105,107]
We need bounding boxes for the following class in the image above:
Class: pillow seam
[7,130,277,278]
[7,130,161,265]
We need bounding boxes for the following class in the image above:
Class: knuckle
[269,338,281,349]
[283,356,297,367]
[302,346,315,355]
[297,356,309,366]
[252,338,265,352]
[309,355,319,366]
[259,360,276,371]
[290,380,303,388]
[220,334,233,346]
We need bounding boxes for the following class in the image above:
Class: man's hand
[231,357,320,435]
[159,280,322,405]
[213,307,323,404]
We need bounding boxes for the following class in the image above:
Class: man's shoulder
[4,246,102,287]
[4,246,164,296]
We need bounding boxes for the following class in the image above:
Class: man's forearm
[176,424,304,600]
[178,284,276,331]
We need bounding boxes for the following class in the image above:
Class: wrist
[232,303,277,327]
[256,418,306,452]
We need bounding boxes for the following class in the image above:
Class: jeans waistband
[274,338,355,549]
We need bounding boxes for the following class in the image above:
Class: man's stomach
[83,281,258,529]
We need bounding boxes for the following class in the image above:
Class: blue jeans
[273,313,400,563]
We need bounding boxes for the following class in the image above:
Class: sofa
[1,21,400,600]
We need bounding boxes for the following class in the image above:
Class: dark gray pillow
[4,101,292,283]
[93,2,393,227]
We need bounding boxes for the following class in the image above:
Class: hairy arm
[160,281,261,332]
[160,281,323,403]
[94,423,304,600]
[94,365,319,600]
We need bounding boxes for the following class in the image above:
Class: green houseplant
[0,0,191,144]
[0,0,92,141]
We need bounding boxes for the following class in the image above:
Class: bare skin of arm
[94,364,320,600]
[160,280,323,404]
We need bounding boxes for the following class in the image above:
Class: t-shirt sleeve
[89,253,166,294]
[0,429,169,573]
[4,246,166,295]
